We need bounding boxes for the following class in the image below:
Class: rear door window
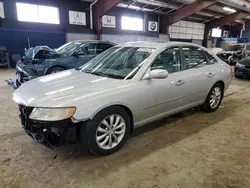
[79,43,96,55]
[182,46,209,69]
[151,47,181,73]
[205,52,218,64]
[97,43,114,54]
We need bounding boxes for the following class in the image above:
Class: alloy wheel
[209,86,222,109]
[96,115,126,150]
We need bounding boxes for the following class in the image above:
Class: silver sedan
[13,42,232,155]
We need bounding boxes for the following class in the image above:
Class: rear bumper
[19,105,82,149]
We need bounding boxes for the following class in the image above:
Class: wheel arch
[215,80,225,93]
[45,65,67,75]
[92,104,134,134]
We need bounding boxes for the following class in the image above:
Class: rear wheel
[46,67,65,74]
[203,83,223,112]
[82,106,130,155]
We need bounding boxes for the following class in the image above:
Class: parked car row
[214,43,250,79]
[15,40,116,87]
[12,41,232,155]
[217,43,250,66]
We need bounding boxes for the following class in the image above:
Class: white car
[13,42,232,155]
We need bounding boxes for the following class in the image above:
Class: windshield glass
[25,46,55,59]
[25,48,34,58]
[80,46,155,79]
[225,44,244,52]
[56,42,82,56]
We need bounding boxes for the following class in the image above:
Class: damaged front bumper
[19,105,82,149]
[15,60,45,87]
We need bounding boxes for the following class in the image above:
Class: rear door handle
[176,80,185,86]
[207,73,214,78]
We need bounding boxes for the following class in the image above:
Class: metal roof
[82,0,250,25]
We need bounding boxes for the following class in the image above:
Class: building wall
[0,0,203,66]
[66,33,97,42]
[169,20,205,40]
[100,7,169,44]
[242,30,250,39]
[0,0,92,66]
[101,34,169,44]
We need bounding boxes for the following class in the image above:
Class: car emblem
[150,22,156,31]
[74,13,82,22]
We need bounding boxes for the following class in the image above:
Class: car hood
[13,69,128,107]
[239,57,250,66]
[22,46,59,64]
[217,50,241,56]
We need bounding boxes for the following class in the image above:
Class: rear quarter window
[205,51,218,64]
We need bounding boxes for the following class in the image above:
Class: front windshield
[225,44,244,52]
[25,48,34,58]
[80,46,155,80]
[56,42,82,56]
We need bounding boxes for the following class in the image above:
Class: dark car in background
[15,40,116,87]
[235,56,250,79]
[217,43,250,65]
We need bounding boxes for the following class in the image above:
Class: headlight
[236,63,245,68]
[29,107,76,121]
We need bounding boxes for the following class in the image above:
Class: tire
[46,67,65,75]
[203,83,223,113]
[82,106,130,155]
[235,75,243,79]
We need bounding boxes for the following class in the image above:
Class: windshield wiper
[81,70,124,79]
[90,72,108,77]
[88,71,124,79]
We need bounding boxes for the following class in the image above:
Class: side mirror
[144,69,169,80]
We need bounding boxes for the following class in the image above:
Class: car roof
[71,40,117,45]
[116,41,205,50]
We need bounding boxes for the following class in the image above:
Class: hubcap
[209,86,221,109]
[96,115,126,150]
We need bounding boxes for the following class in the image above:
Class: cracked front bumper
[15,60,45,86]
[19,105,82,148]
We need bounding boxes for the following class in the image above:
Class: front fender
[73,101,133,121]
[42,57,75,72]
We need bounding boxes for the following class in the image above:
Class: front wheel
[203,83,223,112]
[82,106,130,155]
[46,67,65,75]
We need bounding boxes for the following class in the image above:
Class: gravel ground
[0,69,250,188]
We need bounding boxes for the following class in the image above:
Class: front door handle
[207,73,214,78]
[176,80,185,86]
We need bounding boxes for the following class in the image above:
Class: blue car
[15,40,116,87]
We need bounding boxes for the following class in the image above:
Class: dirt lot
[0,69,250,188]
